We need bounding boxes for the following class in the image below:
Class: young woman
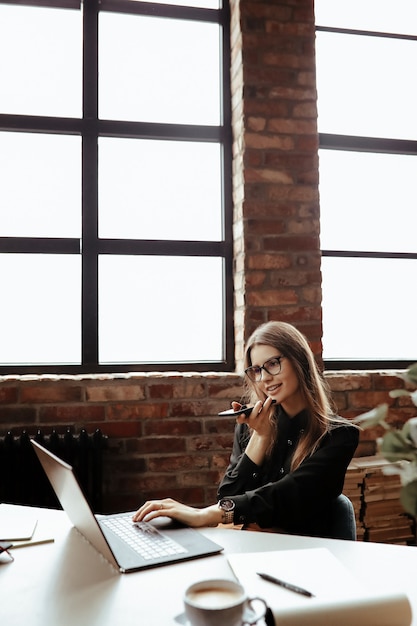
[133,321,359,537]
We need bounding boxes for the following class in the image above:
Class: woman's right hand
[132,498,221,528]
[235,397,275,433]
[238,396,275,464]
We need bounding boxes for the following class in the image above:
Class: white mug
[183,578,267,626]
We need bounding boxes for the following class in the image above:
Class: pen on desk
[256,572,314,598]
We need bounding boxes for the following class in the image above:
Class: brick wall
[231,0,322,368]
[0,371,416,513]
[1,1,415,524]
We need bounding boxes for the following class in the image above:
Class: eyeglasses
[245,355,285,382]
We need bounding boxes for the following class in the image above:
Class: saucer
[173,612,270,626]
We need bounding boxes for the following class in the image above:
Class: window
[315,0,417,368]
[0,0,233,373]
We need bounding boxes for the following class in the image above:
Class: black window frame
[316,24,417,371]
[0,0,234,375]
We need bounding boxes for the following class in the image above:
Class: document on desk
[0,503,38,541]
[228,548,412,626]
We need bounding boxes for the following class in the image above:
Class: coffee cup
[183,578,267,626]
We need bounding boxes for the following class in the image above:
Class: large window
[315,0,417,368]
[0,0,233,373]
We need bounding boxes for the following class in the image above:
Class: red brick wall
[231,0,322,368]
[1,1,415,516]
[1,371,416,513]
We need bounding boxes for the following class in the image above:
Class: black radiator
[0,428,107,512]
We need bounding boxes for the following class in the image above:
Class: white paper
[0,503,38,540]
[228,548,412,626]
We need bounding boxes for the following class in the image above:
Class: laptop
[31,439,223,573]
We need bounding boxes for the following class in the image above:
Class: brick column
[230,0,322,368]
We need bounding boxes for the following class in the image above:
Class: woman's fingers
[132,498,170,522]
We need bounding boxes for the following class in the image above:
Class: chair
[329,494,356,540]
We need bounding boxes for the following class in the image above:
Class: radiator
[0,428,107,512]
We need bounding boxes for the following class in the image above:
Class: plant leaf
[400,481,417,517]
[353,404,389,429]
[380,430,417,462]
[399,363,417,386]
[389,389,411,399]
[402,417,417,447]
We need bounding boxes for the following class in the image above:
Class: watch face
[219,498,235,512]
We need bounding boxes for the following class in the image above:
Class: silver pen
[256,572,314,598]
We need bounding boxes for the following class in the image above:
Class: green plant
[353,363,417,517]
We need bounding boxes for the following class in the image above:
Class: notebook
[31,439,223,573]
[228,548,412,626]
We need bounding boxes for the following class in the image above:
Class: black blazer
[217,407,359,537]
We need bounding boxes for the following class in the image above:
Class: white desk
[1,505,416,625]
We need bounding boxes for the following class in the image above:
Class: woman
[133,321,359,537]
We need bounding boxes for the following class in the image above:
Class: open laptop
[31,439,223,573]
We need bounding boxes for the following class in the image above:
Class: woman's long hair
[243,321,351,470]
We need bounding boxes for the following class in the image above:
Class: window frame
[317,24,417,370]
[0,0,234,374]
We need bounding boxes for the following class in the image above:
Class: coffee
[184,578,267,626]
[187,586,244,609]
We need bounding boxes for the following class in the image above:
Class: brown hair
[243,321,350,470]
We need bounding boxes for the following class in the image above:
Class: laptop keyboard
[101,515,188,561]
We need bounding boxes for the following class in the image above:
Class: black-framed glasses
[245,355,285,382]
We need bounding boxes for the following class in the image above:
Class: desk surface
[1,505,416,626]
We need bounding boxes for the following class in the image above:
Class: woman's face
[249,343,306,417]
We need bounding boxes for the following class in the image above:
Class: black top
[217,407,359,537]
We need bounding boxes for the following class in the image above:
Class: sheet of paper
[9,525,54,550]
[228,547,412,626]
[0,503,38,540]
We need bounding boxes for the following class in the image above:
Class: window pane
[316,32,417,140]
[99,256,224,363]
[315,0,417,36]
[0,132,81,238]
[319,150,417,252]
[98,138,222,240]
[0,4,82,117]
[99,13,220,125]
[322,257,417,360]
[0,255,81,365]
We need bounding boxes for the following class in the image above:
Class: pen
[256,572,314,598]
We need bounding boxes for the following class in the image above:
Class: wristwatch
[218,498,235,524]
